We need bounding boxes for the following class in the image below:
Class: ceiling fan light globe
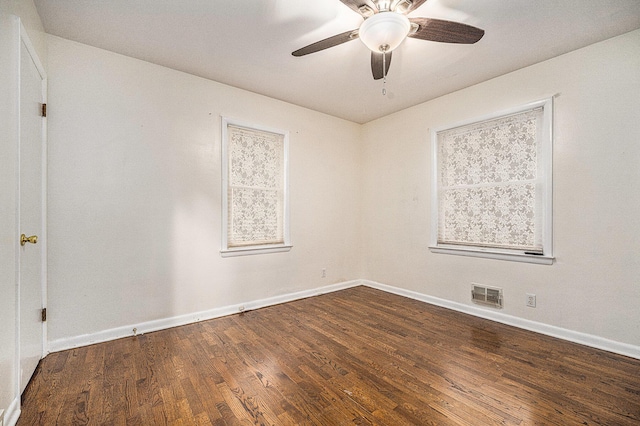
[359,12,411,53]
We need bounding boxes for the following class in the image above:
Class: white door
[19,27,46,394]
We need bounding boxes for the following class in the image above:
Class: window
[221,118,291,257]
[430,99,553,264]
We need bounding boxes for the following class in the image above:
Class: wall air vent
[471,284,503,309]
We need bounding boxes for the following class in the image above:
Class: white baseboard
[48,280,361,353]
[4,397,20,426]
[362,280,640,360]
[48,278,640,360]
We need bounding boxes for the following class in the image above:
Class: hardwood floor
[19,286,640,425]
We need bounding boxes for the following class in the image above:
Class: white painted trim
[362,280,640,360]
[39,70,48,361]
[4,396,20,426]
[429,246,554,265]
[429,98,554,264]
[220,117,291,255]
[221,244,292,257]
[48,280,361,353]
[12,13,22,416]
[47,278,640,360]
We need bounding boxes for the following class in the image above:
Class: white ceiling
[34,0,640,124]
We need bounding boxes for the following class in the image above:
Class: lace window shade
[227,125,285,248]
[436,107,546,253]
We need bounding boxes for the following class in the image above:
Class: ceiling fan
[292,0,484,81]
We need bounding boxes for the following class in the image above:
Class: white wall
[46,35,363,345]
[0,0,46,419]
[361,30,640,348]
[41,27,640,357]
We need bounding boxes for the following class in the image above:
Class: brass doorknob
[20,234,38,246]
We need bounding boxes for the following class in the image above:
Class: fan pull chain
[382,49,387,96]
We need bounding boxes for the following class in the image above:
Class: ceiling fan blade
[408,18,484,44]
[292,29,359,57]
[339,0,378,17]
[371,51,392,80]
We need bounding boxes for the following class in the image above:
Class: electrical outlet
[526,293,536,308]
[322,268,326,278]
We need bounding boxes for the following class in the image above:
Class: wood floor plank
[18,286,640,425]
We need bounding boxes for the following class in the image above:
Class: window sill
[429,246,554,265]
[221,244,292,258]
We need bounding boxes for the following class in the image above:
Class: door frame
[14,16,48,398]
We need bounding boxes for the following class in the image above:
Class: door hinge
[41,308,47,322]
[41,103,47,117]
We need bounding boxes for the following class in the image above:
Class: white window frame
[429,98,554,265]
[221,117,291,257]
